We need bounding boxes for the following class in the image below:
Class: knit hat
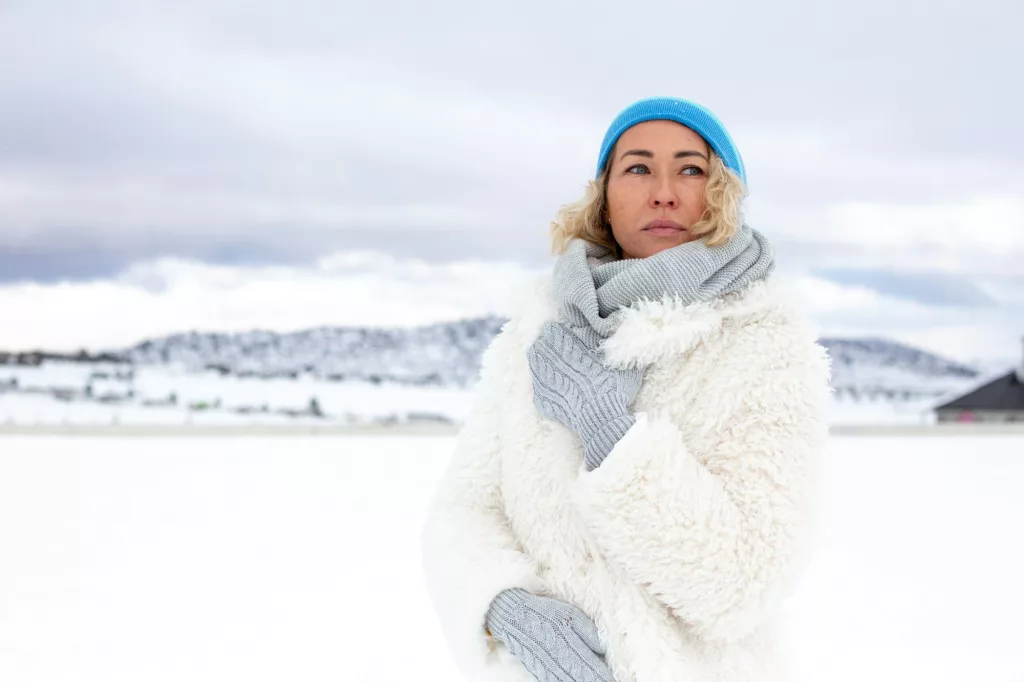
[595,97,747,186]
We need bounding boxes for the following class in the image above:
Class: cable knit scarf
[552,224,775,348]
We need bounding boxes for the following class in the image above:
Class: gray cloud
[0,0,1022,289]
[813,268,998,308]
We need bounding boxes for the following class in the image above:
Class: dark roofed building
[935,338,1024,423]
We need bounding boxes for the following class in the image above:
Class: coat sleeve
[420,330,545,681]
[569,351,829,643]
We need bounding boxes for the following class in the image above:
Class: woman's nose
[649,178,678,208]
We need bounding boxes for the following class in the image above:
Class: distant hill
[2,320,980,401]
[116,317,507,388]
[820,337,979,401]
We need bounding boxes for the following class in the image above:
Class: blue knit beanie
[595,97,746,186]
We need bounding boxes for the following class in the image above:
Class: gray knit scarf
[553,224,775,347]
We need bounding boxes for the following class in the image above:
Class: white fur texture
[420,275,831,682]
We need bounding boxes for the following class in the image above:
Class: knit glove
[485,588,614,682]
[526,321,644,470]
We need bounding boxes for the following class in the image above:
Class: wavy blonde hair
[550,151,747,255]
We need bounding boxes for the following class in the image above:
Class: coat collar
[509,274,796,368]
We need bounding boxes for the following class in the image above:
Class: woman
[420,97,831,682]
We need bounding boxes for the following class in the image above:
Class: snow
[1,434,1022,681]
[0,356,975,428]
[782,434,1024,679]
[1,320,990,431]
[0,363,474,427]
[826,396,937,426]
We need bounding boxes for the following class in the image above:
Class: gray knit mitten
[485,588,614,682]
[526,321,644,470]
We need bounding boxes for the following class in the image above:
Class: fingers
[572,641,616,682]
[527,346,575,398]
[504,596,615,682]
[540,321,573,352]
[616,365,645,401]
[565,638,610,679]
[529,330,591,392]
[535,322,605,371]
[506,629,578,682]
[528,321,645,427]
[568,607,606,655]
[541,322,587,356]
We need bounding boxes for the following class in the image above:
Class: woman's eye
[625,164,649,175]
[681,165,705,176]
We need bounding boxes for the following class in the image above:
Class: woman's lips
[642,219,686,236]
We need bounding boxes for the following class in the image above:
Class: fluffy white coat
[420,274,831,682]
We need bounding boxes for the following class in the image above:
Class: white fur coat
[420,274,831,682]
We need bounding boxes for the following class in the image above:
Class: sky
[1,0,1022,365]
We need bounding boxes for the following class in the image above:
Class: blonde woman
[421,97,831,682]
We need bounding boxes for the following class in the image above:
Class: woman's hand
[526,321,643,470]
[485,588,614,682]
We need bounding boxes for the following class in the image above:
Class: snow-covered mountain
[820,337,979,401]
[117,317,507,388]
[1,319,986,428]
[5,319,981,397]
[121,322,979,395]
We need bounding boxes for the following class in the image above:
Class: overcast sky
[1,0,1022,363]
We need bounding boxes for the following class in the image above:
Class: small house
[935,338,1024,423]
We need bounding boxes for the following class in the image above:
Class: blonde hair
[550,151,747,255]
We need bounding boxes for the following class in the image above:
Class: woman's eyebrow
[619,149,709,161]
[619,149,654,160]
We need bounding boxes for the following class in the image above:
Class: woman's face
[605,120,709,259]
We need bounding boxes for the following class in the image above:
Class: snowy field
[1,434,1022,682]
[0,362,474,427]
[0,359,957,427]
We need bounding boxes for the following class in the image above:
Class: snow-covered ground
[0,362,473,427]
[1,434,1021,681]
[0,360,952,427]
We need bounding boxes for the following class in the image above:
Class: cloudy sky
[1,0,1022,364]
